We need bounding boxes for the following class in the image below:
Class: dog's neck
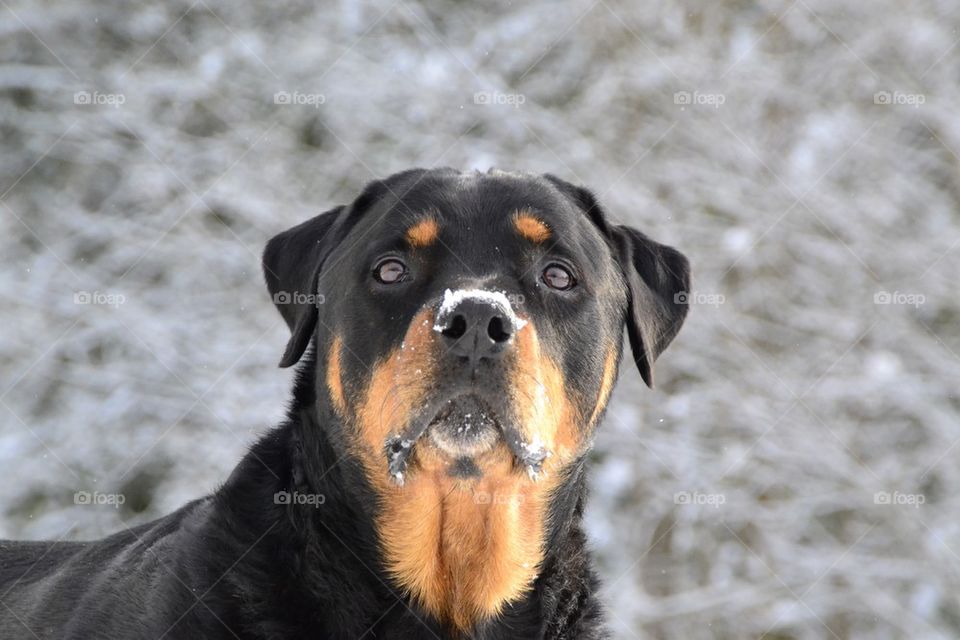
[212,356,604,638]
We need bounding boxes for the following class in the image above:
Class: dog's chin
[424,394,502,458]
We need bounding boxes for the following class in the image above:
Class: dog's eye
[542,264,575,291]
[374,258,408,284]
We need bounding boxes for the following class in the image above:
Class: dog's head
[262,167,689,627]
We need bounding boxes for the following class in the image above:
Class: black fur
[0,168,690,639]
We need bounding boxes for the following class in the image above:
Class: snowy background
[2,1,959,638]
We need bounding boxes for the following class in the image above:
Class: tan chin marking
[376,443,547,631]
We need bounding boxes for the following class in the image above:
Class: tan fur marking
[405,217,440,248]
[587,348,618,428]
[355,309,437,456]
[375,449,549,630]
[513,211,551,244]
[511,322,584,468]
[325,335,347,415]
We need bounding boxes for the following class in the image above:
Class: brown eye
[542,264,575,290]
[374,258,407,284]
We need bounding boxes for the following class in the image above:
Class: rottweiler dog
[0,168,690,639]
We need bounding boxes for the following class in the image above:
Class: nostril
[442,314,468,340]
[487,316,511,343]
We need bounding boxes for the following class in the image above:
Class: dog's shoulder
[0,497,215,638]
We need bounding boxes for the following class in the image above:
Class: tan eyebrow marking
[405,217,440,248]
[512,211,551,244]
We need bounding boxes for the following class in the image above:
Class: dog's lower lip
[425,394,502,457]
[427,395,498,428]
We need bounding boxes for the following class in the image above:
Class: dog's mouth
[425,394,502,457]
[384,393,549,485]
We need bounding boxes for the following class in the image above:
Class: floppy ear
[263,176,407,367]
[262,206,346,368]
[543,174,690,387]
[608,225,690,388]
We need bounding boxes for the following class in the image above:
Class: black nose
[437,298,515,365]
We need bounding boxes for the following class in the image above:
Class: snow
[2,1,959,637]
[432,288,528,333]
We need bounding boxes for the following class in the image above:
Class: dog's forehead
[368,171,582,235]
